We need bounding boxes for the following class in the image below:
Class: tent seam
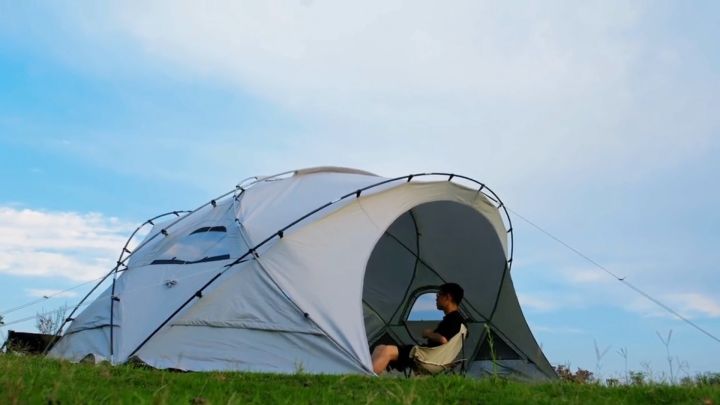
[233,199,373,375]
[386,209,422,325]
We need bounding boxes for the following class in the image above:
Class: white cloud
[629,293,720,319]
[555,266,617,285]
[517,259,720,322]
[532,324,586,335]
[517,293,561,313]
[0,207,136,281]
[11,1,715,194]
[409,293,438,313]
[668,293,720,318]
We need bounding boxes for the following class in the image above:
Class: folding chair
[405,324,468,376]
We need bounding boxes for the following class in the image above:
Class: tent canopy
[49,167,555,379]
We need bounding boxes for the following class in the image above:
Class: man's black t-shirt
[428,310,465,347]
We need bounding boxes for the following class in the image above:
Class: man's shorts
[389,344,415,371]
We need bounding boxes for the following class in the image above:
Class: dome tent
[48,167,555,379]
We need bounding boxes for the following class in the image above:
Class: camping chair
[405,324,468,377]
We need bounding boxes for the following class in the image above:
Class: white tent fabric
[49,167,555,379]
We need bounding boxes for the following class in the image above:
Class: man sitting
[371,282,466,374]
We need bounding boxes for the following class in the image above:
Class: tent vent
[151,254,231,265]
[190,226,227,235]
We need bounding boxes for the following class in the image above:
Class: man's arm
[422,329,448,345]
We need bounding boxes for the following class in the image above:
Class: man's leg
[371,344,399,374]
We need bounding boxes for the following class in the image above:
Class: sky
[1,1,719,380]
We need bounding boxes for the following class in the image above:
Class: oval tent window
[407,292,444,321]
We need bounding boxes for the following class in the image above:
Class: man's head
[435,283,464,312]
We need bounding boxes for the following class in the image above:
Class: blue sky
[1,1,719,379]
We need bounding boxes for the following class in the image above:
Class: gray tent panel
[487,273,555,379]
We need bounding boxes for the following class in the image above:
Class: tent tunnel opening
[362,200,525,371]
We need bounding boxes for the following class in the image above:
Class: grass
[0,355,718,404]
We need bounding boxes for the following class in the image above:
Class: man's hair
[439,283,464,305]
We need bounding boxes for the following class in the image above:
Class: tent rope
[508,208,720,345]
[1,302,92,328]
[0,277,103,316]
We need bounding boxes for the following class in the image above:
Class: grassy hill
[0,355,718,404]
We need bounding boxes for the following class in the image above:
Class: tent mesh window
[151,226,230,265]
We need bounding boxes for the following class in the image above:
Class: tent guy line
[0,277,103,316]
[1,301,92,328]
[507,208,720,345]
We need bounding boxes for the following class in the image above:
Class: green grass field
[0,355,718,404]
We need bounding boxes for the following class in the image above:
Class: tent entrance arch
[362,200,548,377]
